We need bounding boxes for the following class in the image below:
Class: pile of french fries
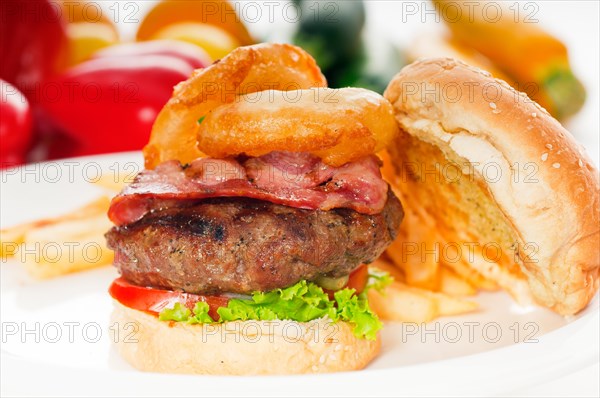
[0,174,132,279]
[368,255,481,324]
[0,196,114,278]
[365,151,498,323]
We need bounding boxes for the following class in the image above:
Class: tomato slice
[109,277,229,320]
[345,264,369,294]
[323,264,369,300]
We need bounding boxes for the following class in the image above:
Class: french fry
[369,256,405,283]
[0,224,28,258]
[92,172,135,192]
[1,199,104,259]
[23,218,113,279]
[440,257,498,291]
[432,291,479,316]
[1,196,114,278]
[368,280,478,323]
[368,281,439,323]
[438,266,477,296]
[385,215,442,290]
[387,171,445,290]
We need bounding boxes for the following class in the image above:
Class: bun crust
[384,58,599,315]
[111,301,380,375]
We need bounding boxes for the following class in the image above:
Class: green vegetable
[217,280,337,324]
[291,0,406,94]
[366,267,393,293]
[542,68,586,120]
[334,289,381,341]
[314,274,349,290]
[157,274,390,340]
[188,302,214,324]
[158,302,191,322]
[329,38,407,94]
[293,0,366,71]
[197,116,206,124]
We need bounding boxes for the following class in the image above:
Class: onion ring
[197,87,399,166]
[143,43,327,169]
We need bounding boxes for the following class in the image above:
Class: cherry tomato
[0,80,33,167]
[109,277,230,321]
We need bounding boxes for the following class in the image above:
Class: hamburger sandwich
[105,44,404,375]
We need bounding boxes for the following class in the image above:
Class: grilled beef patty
[106,190,403,294]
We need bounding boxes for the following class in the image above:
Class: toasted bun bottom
[111,301,380,375]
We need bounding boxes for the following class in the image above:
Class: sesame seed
[329,354,337,361]
[319,355,325,364]
[552,163,561,169]
[492,109,501,114]
[335,344,342,352]
[532,112,537,118]
[545,144,553,150]
[344,346,351,352]
[312,365,318,372]
[489,102,497,109]
[541,153,548,161]
[578,159,583,167]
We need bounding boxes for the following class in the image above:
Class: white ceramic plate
[1,152,598,397]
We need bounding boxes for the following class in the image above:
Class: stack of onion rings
[144,43,398,168]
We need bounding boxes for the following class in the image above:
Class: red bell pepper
[0,80,33,168]
[38,41,211,158]
[0,0,68,93]
[93,40,211,70]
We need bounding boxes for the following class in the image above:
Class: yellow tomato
[66,22,119,65]
[136,0,254,46]
[151,22,240,60]
[59,0,120,66]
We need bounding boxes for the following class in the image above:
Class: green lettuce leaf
[158,271,391,340]
[217,280,336,323]
[366,268,393,293]
[158,302,191,322]
[188,302,215,324]
[334,289,382,340]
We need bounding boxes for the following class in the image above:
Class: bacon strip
[108,152,388,226]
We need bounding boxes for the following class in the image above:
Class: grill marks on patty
[106,191,403,295]
[155,212,226,241]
